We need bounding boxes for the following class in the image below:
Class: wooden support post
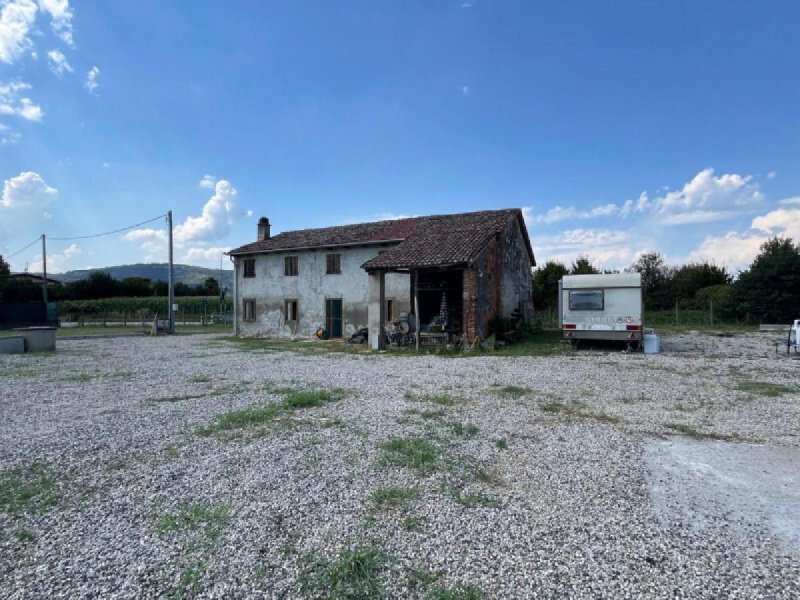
[414,270,420,352]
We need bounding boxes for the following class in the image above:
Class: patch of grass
[189,375,213,383]
[153,393,209,403]
[379,436,440,474]
[371,486,419,510]
[428,583,484,600]
[446,486,499,509]
[665,423,698,436]
[164,445,180,459]
[539,402,622,425]
[198,388,346,437]
[541,401,570,413]
[494,438,508,450]
[429,394,457,406]
[62,373,97,382]
[402,516,427,533]
[407,565,441,589]
[0,464,61,515]
[284,388,346,409]
[421,409,448,420]
[14,527,35,543]
[447,421,479,438]
[735,380,794,397]
[497,329,570,357]
[299,545,386,600]
[167,559,207,600]
[155,502,232,542]
[493,385,531,399]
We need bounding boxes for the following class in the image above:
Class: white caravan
[559,273,643,349]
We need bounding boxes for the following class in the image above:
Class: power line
[48,212,169,241]
[5,236,41,259]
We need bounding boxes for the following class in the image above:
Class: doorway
[325,298,343,338]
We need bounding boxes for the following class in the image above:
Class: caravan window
[569,290,604,311]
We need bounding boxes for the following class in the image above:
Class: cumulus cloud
[123,228,167,262]
[534,203,620,224]
[47,48,72,75]
[28,242,80,273]
[534,227,636,270]
[198,174,216,189]
[0,0,37,64]
[37,0,73,46]
[0,171,58,237]
[779,196,800,206]
[182,246,231,266]
[0,80,43,121]
[686,207,800,272]
[174,180,244,244]
[85,66,99,94]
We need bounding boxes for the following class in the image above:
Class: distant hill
[52,263,233,290]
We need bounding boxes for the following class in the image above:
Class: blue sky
[1,0,799,275]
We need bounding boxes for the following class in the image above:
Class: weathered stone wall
[235,247,410,338]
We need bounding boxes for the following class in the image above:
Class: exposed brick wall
[462,268,479,342]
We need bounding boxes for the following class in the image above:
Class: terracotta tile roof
[229,209,535,270]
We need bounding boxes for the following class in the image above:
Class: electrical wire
[48,213,169,241]
[6,236,41,259]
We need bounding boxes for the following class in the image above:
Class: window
[285,299,298,322]
[284,256,298,276]
[568,290,604,311]
[243,299,256,321]
[243,258,256,278]
[326,253,341,275]
[386,298,396,321]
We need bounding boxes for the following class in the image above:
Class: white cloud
[460,1,475,8]
[534,203,620,224]
[0,122,20,144]
[0,171,58,238]
[459,85,470,96]
[28,242,80,273]
[655,168,763,215]
[37,0,73,46]
[767,171,777,180]
[102,161,110,168]
[521,206,533,226]
[47,48,72,75]
[123,228,167,262]
[686,207,800,272]
[779,196,800,206]
[85,65,99,94]
[0,80,43,120]
[174,179,244,244]
[198,174,216,189]
[0,0,37,64]
[658,210,727,226]
[182,246,231,266]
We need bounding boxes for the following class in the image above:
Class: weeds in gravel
[371,486,419,510]
[403,516,427,533]
[735,381,794,397]
[664,422,737,441]
[152,393,209,403]
[428,583,484,600]
[61,373,98,382]
[168,559,207,600]
[492,385,531,399]
[444,485,499,508]
[197,388,346,437]
[0,367,37,378]
[666,423,698,436]
[494,438,508,450]
[14,527,35,543]
[405,391,458,406]
[539,402,622,425]
[406,566,442,591]
[447,421,479,438]
[155,502,232,542]
[189,375,213,383]
[0,464,61,515]
[298,545,387,599]
[379,437,440,474]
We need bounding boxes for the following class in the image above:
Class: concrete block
[14,327,57,352]
[0,336,25,354]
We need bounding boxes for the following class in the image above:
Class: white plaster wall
[236,246,410,338]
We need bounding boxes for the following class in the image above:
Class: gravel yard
[1,331,799,599]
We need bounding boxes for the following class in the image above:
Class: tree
[0,254,9,278]
[533,260,568,311]
[735,237,800,322]
[86,272,118,299]
[569,256,599,275]
[632,252,671,309]
[671,262,731,302]
[202,277,220,297]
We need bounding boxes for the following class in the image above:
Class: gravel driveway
[1,331,798,598]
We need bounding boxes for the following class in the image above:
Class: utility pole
[167,210,175,334]
[41,234,48,304]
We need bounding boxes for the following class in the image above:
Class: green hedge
[58,296,225,316]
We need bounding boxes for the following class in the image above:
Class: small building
[8,273,61,287]
[227,209,535,348]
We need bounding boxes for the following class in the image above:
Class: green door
[326,298,343,338]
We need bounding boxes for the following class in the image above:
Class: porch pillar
[368,270,386,350]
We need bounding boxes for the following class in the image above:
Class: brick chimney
[257,217,271,241]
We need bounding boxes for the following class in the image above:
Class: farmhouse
[227,208,535,348]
